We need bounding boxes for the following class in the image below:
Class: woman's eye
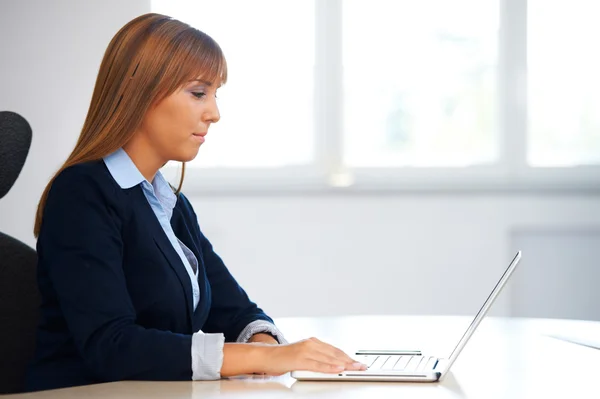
[192,92,206,99]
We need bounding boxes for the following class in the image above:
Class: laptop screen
[443,251,522,373]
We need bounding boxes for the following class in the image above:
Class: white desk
[8,316,600,398]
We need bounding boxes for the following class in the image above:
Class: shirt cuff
[236,320,288,345]
[191,331,225,380]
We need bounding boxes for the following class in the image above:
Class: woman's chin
[172,149,200,163]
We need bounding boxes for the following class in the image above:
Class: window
[343,0,498,168]
[151,0,600,191]
[528,0,600,167]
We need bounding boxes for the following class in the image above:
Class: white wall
[0,0,150,243]
[189,194,600,319]
[1,0,599,321]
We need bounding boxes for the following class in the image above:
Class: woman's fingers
[309,337,365,366]
[307,351,349,368]
[306,338,367,370]
[303,359,346,374]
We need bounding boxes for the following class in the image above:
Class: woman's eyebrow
[188,79,212,86]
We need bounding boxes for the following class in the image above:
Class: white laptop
[292,251,522,382]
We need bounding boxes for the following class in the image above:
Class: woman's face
[138,78,220,163]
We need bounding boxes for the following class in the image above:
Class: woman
[26,12,366,392]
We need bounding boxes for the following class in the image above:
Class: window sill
[162,165,600,196]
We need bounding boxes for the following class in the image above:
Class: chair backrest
[0,233,39,393]
[0,111,40,394]
[0,111,32,198]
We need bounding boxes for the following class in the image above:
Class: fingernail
[352,362,367,369]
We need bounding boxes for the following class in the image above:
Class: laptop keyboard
[357,355,438,372]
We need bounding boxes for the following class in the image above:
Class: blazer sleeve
[178,194,275,342]
[39,168,192,382]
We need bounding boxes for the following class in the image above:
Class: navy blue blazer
[26,160,274,391]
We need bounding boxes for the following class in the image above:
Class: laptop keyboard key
[415,356,428,371]
[393,355,411,370]
[405,356,422,371]
[422,356,437,371]
[369,356,389,370]
[381,355,401,369]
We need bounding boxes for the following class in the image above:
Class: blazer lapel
[133,188,194,324]
[170,207,210,325]
[171,207,205,277]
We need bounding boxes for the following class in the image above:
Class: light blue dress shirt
[103,148,286,379]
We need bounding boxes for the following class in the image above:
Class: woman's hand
[221,337,367,377]
[256,337,367,376]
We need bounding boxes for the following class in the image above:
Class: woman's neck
[122,136,163,183]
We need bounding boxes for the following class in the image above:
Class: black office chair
[0,111,40,394]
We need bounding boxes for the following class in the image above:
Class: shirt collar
[103,147,145,189]
[103,148,177,211]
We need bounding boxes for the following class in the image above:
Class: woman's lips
[192,133,206,143]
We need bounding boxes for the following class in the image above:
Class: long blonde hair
[34,13,227,237]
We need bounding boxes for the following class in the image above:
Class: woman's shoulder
[39,161,126,237]
[49,160,121,202]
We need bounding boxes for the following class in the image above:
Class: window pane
[343,0,499,167]
[152,0,314,167]
[528,0,600,166]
